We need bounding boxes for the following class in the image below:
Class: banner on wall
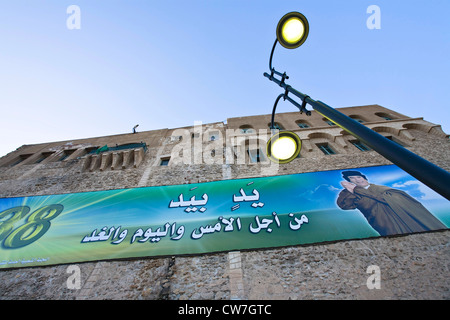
[0,164,448,269]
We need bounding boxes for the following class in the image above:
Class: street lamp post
[264,12,450,201]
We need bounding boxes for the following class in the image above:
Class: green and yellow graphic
[0,165,448,269]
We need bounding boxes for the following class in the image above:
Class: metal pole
[264,72,450,201]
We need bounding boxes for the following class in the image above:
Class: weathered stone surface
[0,106,449,300]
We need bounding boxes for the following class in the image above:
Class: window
[324,120,335,126]
[385,136,404,146]
[269,122,284,130]
[160,158,170,166]
[248,148,266,163]
[375,112,393,121]
[35,152,54,163]
[209,131,220,141]
[297,122,310,129]
[9,154,32,167]
[59,149,75,161]
[349,115,365,123]
[85,147,98,154]
[240,126,254,134]
[350,140,371,151]
[170,135,182,142]
[317,143,336,155]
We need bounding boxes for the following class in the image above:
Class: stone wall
[0,231,448,300]
[0,106,449,300]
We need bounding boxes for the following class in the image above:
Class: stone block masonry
[0,231,448,300]
[0,105,449,300]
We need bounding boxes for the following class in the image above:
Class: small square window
[36,152,54,163]
[351,140,371,151]
[160,158,170,166]
[239,126,254,134]
[385,136,404,146]
[170,135,182,142]
[375,112,393,121]
[297,122,310,128]
[10,154,32,166]
[248,148,266,163]
[59,149,75,161]
[271,123,284,130]
[350,116,365,123]
[208,131,220,141]
[317,144,336,155]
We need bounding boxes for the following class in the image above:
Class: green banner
[0,165,448,269]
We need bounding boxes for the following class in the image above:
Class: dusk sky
[1,0,449,157]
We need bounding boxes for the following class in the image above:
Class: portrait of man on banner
[336,170,447,236]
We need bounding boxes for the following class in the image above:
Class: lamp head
[276,11,309,49]
[266,131,302,163]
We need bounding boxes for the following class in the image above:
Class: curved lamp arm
[268,39,289,83]
[270,93,285,130]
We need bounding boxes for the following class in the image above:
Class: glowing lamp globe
[266,131,302,163]
[276,12,309,49]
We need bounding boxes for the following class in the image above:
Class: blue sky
[0,0,449,157]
